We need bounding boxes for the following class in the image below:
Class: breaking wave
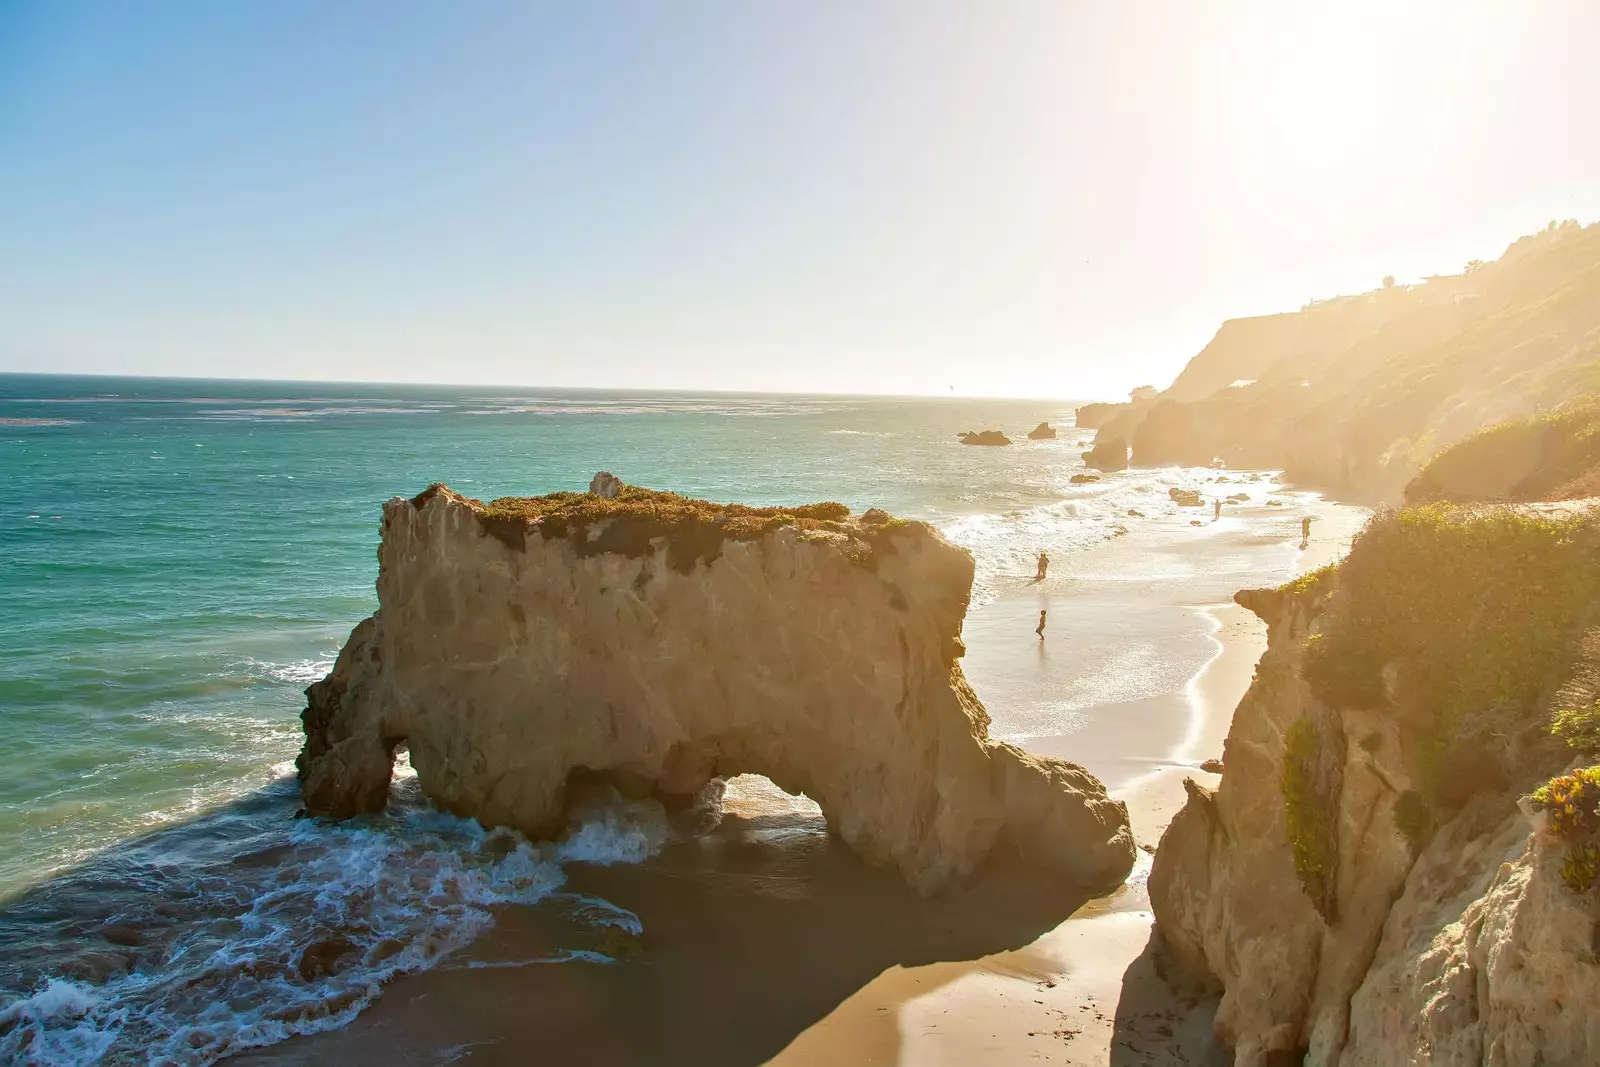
[0,766,670,1066]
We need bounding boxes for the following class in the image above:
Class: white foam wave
[0,785,669,1066]
[939,465,1281,604]
[247,657,336,686]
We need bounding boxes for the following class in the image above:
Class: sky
[1,1,1596,399]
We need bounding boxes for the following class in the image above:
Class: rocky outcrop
[298,482,1135,896]
[958,429,1011,446]
[1341,797,1600,1066]
[1074,402,1128,431]
[589,470,624,499]
[1082,435,1130,471]
[1168,487,1204,507]
[1150,584,1416,1066]
[1027,421,1057,440]
[1082,221,1600,501]
[1150,508,1600,1065]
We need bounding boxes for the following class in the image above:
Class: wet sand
[246,491,1364,1066]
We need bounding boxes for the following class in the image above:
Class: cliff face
[1096,221,1600,502]
[298,483,1135,895]
[1149,584,1415,1065]
[1151,506,1600,1065]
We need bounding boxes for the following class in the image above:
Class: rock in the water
[1198,758,1225,774]
[1027,421,1057,440]
[1169,487,1204,506]
[298,482,1135,895]
[590,471,624,499]
[1073,402,1128,431]
[1069,473,1099,484]
[958,430,1012,446]
[1127,509,1145,518]
[1082,435,1130,471]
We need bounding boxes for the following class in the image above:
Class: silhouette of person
[1035,551,1049,582]
[1301,515,1312,541]
[1213,498,1222,520]
[1036,609,1047,638]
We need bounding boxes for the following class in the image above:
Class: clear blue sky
[2,1,1596,398]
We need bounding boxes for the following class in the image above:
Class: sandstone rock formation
[1027,421,1057,440]
[1151,545,1600,1066]
[1081,221,1600,501]
[298,482,1135,895]
[1168,487,1203,507]
[958,429,1011,446]
[1082,434,1130,471]
[1073,402,1127,431]
[589,470,624,499]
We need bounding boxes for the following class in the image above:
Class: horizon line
[0,369,1122,406]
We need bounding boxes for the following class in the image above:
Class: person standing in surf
[1035,551,1049,582]
[1036,609,1047,638]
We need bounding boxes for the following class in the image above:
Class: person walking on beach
[1036,609,1047,638]
[1213,498,1222,521]
[1035,551,1049,582]
[1301,515,1312,541]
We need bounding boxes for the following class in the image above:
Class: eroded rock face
[1342,799,1600,1066]
[1151,582,1600,1066]
[298,484,1135,895]
[1082,435,1130,472]
[1151,584,1413,1066]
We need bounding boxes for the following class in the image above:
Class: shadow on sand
[243,804,1100,1067]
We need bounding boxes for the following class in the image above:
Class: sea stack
[1027,421,1057,440]
[297,480,1135,895]
[958,429,1012,446]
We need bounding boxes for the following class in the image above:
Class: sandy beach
[246,489,1366,1067]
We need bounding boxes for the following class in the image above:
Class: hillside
[1088,221,1600,501]
[1404,395,1600,503]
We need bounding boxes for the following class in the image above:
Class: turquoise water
[0,376,1103,897]
[5,373,1179,1063]
[0,374,1353,1064]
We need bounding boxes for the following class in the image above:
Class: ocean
[0,373,1352,1064]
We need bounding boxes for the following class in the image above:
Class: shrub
[1300,506,1600,819]
[1529,765,1600,841]
[1392,789,1433,853]
[1281,715,1339,920]
[1530,765,1600,894]
[1552,699,1600,754]
[1560,842,1600,892]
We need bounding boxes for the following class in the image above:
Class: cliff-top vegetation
[408,482,929,574]
[1405,394,1600,504]
[1279,503,1600,904]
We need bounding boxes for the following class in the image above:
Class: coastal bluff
[1150,504,1600,1066]
[297,481,1134,895]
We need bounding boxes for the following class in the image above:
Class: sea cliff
[297,481,1135,895]
[1150,502,1600,1065]
[1084,221,1600,501]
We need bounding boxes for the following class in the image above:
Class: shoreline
[244,489,1367,1066]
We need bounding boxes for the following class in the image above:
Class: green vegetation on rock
[1298,503,1600,848]
[408,482,927,574]
[1406,395,1600,504]
[1552,698,1600,755]
[1530,766,1600,892]
[1281,714,1340,921]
